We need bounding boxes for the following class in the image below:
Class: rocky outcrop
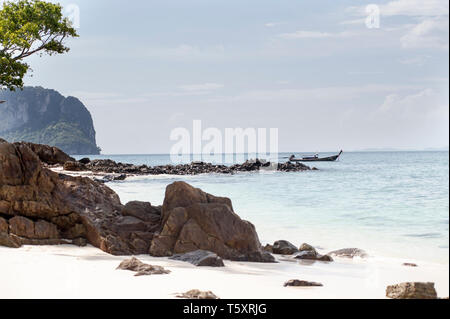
[116,257,170,276]
[0,139,158,254]
[328,248,367,259]
[284,279,323,287]
[84,158,312,176]
[149,182,275,263]
[1,140,274,263]
[386,282,437,299]
[272,240,299,255]
[170,250,225,267]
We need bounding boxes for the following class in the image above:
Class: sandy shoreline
[1,245,448,299]
[4,167,440,299]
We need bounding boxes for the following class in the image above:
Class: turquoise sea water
[75,152,449,264]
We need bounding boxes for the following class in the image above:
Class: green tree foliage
[0,0,78,90]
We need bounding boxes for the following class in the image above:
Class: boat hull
[290,151,343,163]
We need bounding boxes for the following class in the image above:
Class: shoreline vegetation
[0,140,448,299]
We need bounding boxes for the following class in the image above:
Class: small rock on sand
[117,257,170,276]
[386,282,437,299]
[327,248,368,259]
[176,289,219,299]
[284,279,323,287]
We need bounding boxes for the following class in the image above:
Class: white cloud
[344,1,449,50]
[379,0,449,17]
[378,88,448,122]
[265,22,285,28]
[340,18,366,25]
[211,84,421,103]
[399,55,431,65]
[400,18,449,49]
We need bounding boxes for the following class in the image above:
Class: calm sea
[75,151,449,264]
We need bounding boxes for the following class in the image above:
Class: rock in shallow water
[328,248,368,259]
[272,240,299,255]
[293,243,333,262]
[170,250,225,267]
[85,157,312,176]
[117,257,170,276]
[386,282,437,299]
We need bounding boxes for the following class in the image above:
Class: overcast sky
[12,0,450,154]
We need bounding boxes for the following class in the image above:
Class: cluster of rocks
[61,157,313,178]
[264,240,354,262]
[0,140,274,263]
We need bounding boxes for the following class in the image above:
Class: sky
[6,0,449,154]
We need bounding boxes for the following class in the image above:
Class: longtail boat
[289,150,343,162]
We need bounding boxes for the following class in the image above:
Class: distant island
[0,87,100,155]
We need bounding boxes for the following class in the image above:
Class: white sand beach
[1,245,448,299]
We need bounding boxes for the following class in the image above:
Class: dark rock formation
[170,250,225,267]
[0,87,101,155]
[1,140,275,263]
[149,182,275,263]
[386,282,437,299]
[85,158,312,176]
[116,257,170,276]
[293,243,333,262]
[0,139,156,254]
[328,248,368,259]
[272,240,299,255]
[284,279,323,287]
[176,289,219,299]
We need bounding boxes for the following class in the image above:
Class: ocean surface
[75,152,449,264]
